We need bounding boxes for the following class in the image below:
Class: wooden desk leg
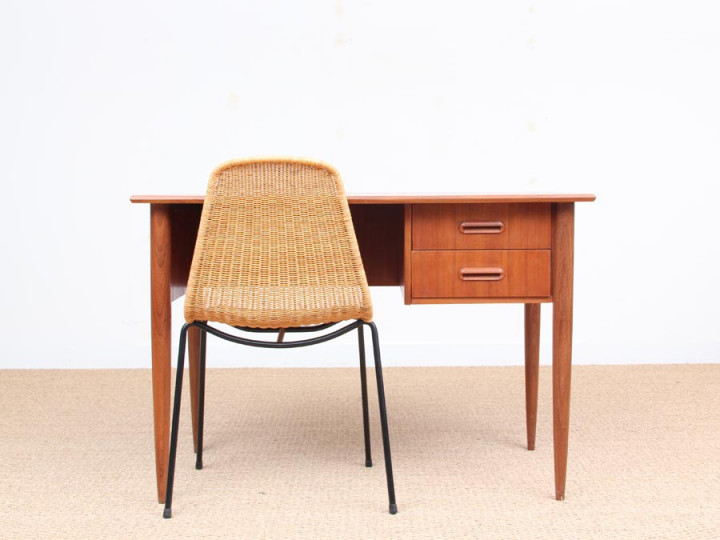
[150,204,172,504]
[188,326,202,453]
[524,303,540,451]
[551,203,574,500]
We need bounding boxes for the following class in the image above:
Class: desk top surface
[131,193,596,204]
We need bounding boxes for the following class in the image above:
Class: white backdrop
[1,1,718,368]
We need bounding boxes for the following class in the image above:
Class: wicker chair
[163,158,397,517]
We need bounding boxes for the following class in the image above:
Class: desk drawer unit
[412,250,550,298]
[413,203,551,250]
[406,203,552,303]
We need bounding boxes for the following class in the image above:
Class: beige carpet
[1,365,718,539]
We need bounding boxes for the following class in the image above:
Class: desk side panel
[349,204,404,286]
[169,204,202,301]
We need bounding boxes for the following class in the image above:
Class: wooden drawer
[412,203,551,250]
[411,250,551,298]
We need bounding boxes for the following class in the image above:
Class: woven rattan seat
[184,158,373,329]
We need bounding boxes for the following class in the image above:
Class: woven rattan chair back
[184,158,373,329]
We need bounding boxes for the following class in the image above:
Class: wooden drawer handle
[459,221,505,234]
[459,267,505,281]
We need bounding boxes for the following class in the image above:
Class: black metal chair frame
[163,319,397,518]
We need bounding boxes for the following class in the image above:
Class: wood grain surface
[412,203,551,250]
[131,194,596,204]
[149,204,172,503]
[411,250,551,298]
[551,203,575,500]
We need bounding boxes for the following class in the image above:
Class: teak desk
[131,193,596,504]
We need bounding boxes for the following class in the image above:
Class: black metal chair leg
[161,319,394,518]
[196,329,207,470]
[163,323,189,519]
[367,322,397,515]
[357,325,372,467]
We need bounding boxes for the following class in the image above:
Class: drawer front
[411,250,551,298]
[412,203,551,250]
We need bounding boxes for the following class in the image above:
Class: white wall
[1,1,718,369]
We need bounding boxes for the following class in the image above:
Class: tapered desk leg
[188,326,202,453]
[150,204,172,504]
[524,303,540,451]
[551,203,574,501]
